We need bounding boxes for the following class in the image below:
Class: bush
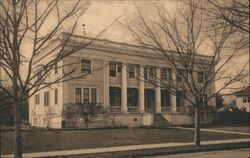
[62,102,104,128]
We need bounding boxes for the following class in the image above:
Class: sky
[2,0,248,103]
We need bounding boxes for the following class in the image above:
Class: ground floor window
[75,87,97,104]
[176,91,185,107]
[33,117,37,125]
[161,90,170,107]
[127,88,138,106]
[75,87,82,104]
[144,89,155,108]
[110,87,121,106]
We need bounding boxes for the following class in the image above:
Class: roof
[234,86,250,96]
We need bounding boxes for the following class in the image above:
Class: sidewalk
[2,138,250,158]
[170,127,250,136]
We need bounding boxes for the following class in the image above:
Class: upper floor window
[161,68,169,80]
[128,64,136,78]
[144,66,154,80]
[176,72,182,82]
[149,67,154,80]
[54,89,58,105]
[35,94,40,105]
[55,62,58,74]
[44,91,50,106]
[110,63,117,77]
[144,67,148,80]
[81,59,91,74]
[198,71,204,83]
[176,69,186,82]
[36,69,42,81]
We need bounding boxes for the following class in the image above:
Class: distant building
[29,33,215,128]
[234,87,250,112]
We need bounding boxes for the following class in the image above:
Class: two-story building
[29,33,215,128]
[234,86,250,112]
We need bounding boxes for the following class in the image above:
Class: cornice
[34,32,213,65]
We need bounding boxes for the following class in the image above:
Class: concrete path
[2,138,250,158]
[170,127,250,136]
[149,148,250,158]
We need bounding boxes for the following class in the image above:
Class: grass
[1,127,249,155]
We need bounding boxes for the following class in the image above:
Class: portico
[105,62,179,114]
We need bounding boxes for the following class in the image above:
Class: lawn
[1,127,249,154]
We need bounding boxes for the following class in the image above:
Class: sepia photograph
[0,0,249,157]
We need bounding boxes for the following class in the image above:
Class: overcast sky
[18,0,249,101]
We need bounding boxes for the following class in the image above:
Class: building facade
[234,87,250,112]
[29,33,215,128]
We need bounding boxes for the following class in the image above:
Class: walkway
[2,138,250,158]
[170,127,250,136]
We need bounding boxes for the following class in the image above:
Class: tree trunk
[14,101,22,158]
[12,71,22,157]
[194,107,200,146]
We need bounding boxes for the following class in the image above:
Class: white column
[155,67,161,113]
[139,65,145,112]
[103,61,109,111]
[171,69,176,112]
[121,63,127,112]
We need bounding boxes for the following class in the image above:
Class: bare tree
[208,0,249,34]
[0,0,120,157]
[122,0,248,146]
[207,0,249,84]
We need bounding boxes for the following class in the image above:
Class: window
[144,67,148,80]
[161,90,170,107]
[128,64,136,78]
[110,63,116,77]
[44,91,50,106]
[36,69,42,81]
[55,62,58,74]
[198,72,204,83]
[110,87,121,106]
[243,96,247,103]
[176,69,185,82]
[81,59,91,74]
[54,89,58,105]
[75,87,97,104]
[144,89,155,108]
[43,118,47,126]
[75,88,82,104]
[33,118,37,125]
[149,67,154,80]
[127,88,138,106]
[35,94,40,105]
[117,64,121,73]
[203,94,208,107]
[91,88,97,103]
[161,68,169,80]
[83,88,89,103]
[176,91,184,107]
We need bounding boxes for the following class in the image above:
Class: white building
[234,87,250,112]
[29,33,215,128]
